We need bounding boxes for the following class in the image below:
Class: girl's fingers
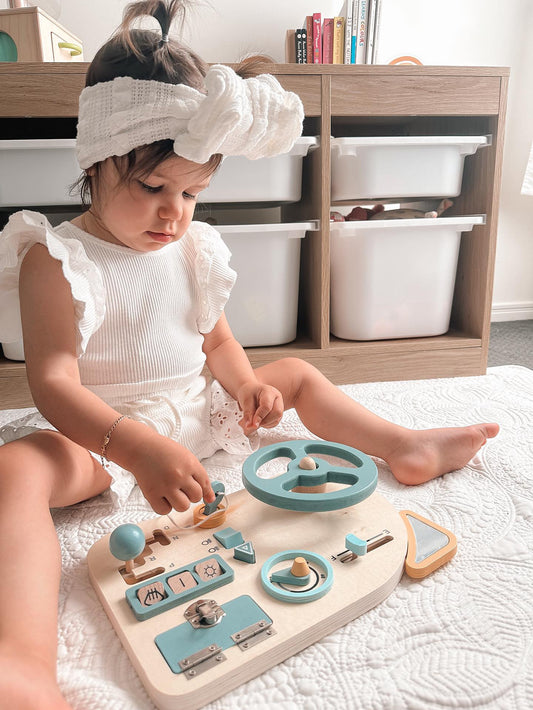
[255,391,283,428]
[181,476,207,504]
[165,489,192,513]
[150,495,172,515]
[191,467,215,503]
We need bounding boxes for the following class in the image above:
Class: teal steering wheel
[242,440,377,512]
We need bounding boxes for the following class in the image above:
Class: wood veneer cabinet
[0,63,509,408]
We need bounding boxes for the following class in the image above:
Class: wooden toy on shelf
[88,439,456,709]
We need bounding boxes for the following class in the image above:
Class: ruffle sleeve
[189,221,236,334]
[0,210,105,356]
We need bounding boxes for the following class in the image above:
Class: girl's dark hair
[76,1,273,205]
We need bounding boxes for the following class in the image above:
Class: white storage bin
[330,136,490,201]
[201,137,318,203]
[1,340,24,361]
[330,215,485,341]
[217,222,315,347]
[0,139,80,206]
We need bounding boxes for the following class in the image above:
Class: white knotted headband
[76,63,304,169]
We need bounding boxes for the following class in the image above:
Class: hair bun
[119,0,185,47]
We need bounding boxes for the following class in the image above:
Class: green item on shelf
[0,32,17,62]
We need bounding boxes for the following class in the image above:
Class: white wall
[56,0,533,320]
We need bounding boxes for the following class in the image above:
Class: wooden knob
[298,456,316,470]
[290,556,311,577]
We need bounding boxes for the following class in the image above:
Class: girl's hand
[126,431,215,515]
[237,382,284,436]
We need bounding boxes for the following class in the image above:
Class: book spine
[305,15,313,64]
[355,0,368,64]
[370,0,382,63]
[365,0,377,64]
[295,28,306,64]
[343,0,354,64]
[351,0,359,63]
[312,12,322,63]
[322,18,334,64]
[333,17,345,64]
[301,28,308,64]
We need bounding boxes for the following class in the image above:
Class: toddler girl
[0,1,498,707]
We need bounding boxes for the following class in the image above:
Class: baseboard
[491,301,533,322]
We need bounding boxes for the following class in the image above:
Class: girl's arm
[19,244,214,512]
[202,313,284,434]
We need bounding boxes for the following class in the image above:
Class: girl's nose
[158,194,183,221]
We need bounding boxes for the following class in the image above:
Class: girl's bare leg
[255,358,499,485]
[0,431,111,710]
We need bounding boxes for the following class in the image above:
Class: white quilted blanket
[1,365,532,709]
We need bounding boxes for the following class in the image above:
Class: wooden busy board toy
[88,440,456,709]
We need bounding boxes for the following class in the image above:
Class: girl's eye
[183,191,197,200]
[138,181,162,193]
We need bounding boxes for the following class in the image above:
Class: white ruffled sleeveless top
[0,210,235,403]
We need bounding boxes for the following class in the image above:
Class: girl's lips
[147,231,173,243]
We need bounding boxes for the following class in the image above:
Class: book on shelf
[333,16,345,64]
[342,0,354,64]
[368,0,382,64]
[350,1,359,62]
[304,15,313,63]
[365,0,380,63]
[354,0,368,64]
[312,12,322,63]
[295,27,307,64]
[285,3,381,65]
[322,17,334,64]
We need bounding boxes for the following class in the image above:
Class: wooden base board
[88,488,407,710]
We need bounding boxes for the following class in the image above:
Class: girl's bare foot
[385,423,500,485]
[0,645,73,710]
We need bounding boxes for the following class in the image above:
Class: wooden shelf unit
[0,64,508,409]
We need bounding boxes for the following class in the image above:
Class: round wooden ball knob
[109,523,145,562]
[291,556,311,577]
[298,456,317,470]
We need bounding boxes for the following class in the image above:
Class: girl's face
[86,156,212,251]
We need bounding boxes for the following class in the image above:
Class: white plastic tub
[201,137,318,203]
[217,222,315,347]
[330,136,490,200]
[0,139,81,206]
[1,340,24,361]
[330,215,485,341]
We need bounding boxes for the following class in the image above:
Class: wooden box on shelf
[0,6,83,62]
[0,63,509,409]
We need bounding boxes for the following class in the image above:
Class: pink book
[322,18,334,64]
[312,12,322,63]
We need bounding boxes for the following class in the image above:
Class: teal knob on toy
[109,523,145,573]
[242,440,378,512]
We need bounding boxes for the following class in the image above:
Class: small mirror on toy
[400,510,457,578]
[242,440,378,512]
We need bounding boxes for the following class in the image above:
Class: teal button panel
[125,554,234,621]
[155,594,272,674]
